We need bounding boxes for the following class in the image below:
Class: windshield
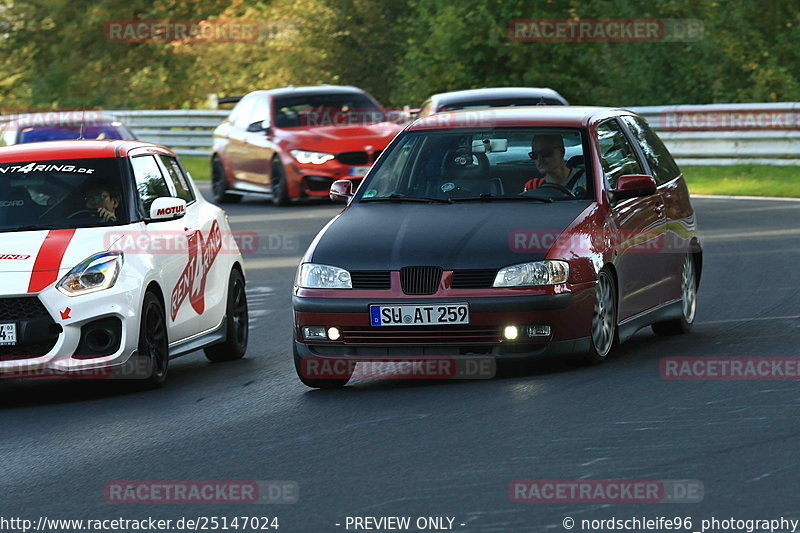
[17,124,131,143]
[0,158,130,231]
[439,97,565,111]
[273,92,386,128]
[357,127,591,202]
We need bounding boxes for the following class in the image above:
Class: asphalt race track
[2,185,800,531]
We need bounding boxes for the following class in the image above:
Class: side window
[620,116,680,185]
[157,155,194,202]
[131,155,171,214]
[596,120,644,190]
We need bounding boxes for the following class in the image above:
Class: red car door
[596,119,667,322]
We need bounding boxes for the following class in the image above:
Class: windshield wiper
[450,193,553,203]
[361,193,452,204]
[3,224,56,233]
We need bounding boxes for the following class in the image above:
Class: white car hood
[0,225,134,294]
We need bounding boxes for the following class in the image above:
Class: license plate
[0,323,17,346]
[370,304,469,326]
[349,166,370,177]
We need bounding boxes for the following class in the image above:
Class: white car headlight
[493,260,569,287]
[57,252,123,296]
[290,150,335,165]
[297,263,352,289]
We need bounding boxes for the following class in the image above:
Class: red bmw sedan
[211,85,403,205]
[292,107,702,388]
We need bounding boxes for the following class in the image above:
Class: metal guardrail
[3,104,798,165]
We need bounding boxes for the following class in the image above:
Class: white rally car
[0,140,248,386]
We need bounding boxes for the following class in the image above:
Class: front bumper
[0,273,143,378]
[292,285,596,360]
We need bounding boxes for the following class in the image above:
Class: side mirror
[612,174,657,200]
[329,180,354,203]
[149,197,187,221]
[246,120,271,134]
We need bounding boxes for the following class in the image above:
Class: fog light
[525,325,552,337]
[302,326,327,340]
[327,327,341,341]
[503,325,519,340]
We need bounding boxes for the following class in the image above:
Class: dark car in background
[211,85,404,206]
[417,87,569,117]
[0,114,136,146]
[292,106,702,388]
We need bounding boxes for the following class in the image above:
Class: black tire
[585,268,618,364]
[138,291,169,387]
[271,156,290,206]
[204,269,249,362]
[652,253,697,336]
[211,157,241,204]
[293,343,351,389]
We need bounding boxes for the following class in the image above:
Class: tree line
[1,0,798,111]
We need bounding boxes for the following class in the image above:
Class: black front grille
[351,271,391,290]
[372,150,383,162]
[451,269,497,289]
[341,325,501,345]
[336,151,369,165]
[0,296,59,360]
[0,296,50,321]
[400,266,442,295]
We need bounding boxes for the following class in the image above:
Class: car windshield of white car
[0,158,129,232]
[273,93,386,128]
[357,127,591,202]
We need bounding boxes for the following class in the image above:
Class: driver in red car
[524,134,586,195]
[84,183,121,222]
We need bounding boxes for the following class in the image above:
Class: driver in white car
[524,134,586,195]
[84,182,120,222]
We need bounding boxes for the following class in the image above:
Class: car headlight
[296,263,352,289]
[290,150,335,165]
[493,261,569,287]
[57,252,123,296]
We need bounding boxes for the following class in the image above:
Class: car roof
[246,85,368,99]
[0,139,175,163]
[430,87,568,106]
[408,106,632,130]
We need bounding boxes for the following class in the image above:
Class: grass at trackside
[181,155,211,182]
[180,156,798,198]
[682,165,800,197]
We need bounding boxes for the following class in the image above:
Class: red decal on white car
[27,229,76,293]
[170,220,223,321]
[0,254,31,260]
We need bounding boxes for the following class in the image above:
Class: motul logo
[156,205,185,216]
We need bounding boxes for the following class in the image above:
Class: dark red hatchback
[292,107,702,388]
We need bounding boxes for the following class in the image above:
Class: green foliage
[0,0,797,110]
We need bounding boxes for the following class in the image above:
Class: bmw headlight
[297,263,352,289]
[493,261,569,287]
[57,252,123,296]
[290,150,335,165]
